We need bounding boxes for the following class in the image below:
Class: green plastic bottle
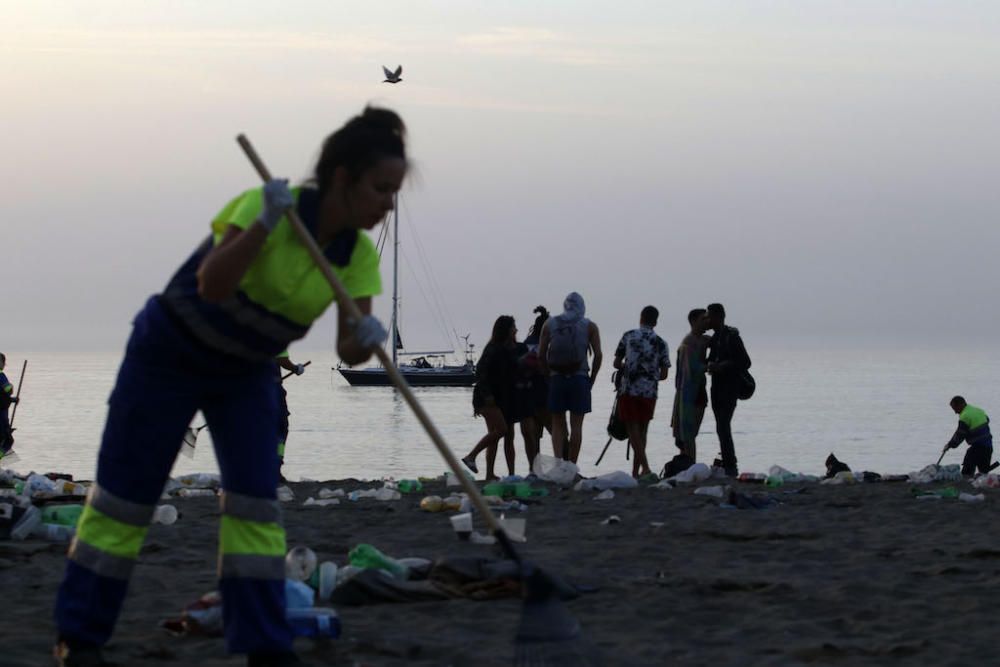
[764,475,784,488]
[348,544,410,579]
[41,504,84,526]
[483,483,506,497]
[397,479,423,494]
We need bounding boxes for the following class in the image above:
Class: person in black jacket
[705,303,751,477]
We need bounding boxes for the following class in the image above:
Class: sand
[1,475,997,666]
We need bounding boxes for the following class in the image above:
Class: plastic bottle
[959,492,986,503]
[374,487,401,501]
[348,544,410,579]
[32,522,75,542]
[286,608,341,639]
[396,479,423,494]
[153,504,178,525]
[10,505,42,540]
[42,504,84,526]
[285,547,318,581]
[307,561,339,601]
[764,475,784,488]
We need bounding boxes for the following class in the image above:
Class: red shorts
[617,395,656,422]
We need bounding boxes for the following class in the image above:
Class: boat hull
[338,365,475,387]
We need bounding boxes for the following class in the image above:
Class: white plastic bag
[531,454,579,486]
[667,462,711,484]
[574,470,638,491]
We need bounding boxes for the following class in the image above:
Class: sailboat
[336,198,476,387]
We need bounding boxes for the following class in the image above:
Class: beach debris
[393,479,423,494]
[450,512,473,540]
[1,503,40,540]
[277,485,295,502]
[349,543,411,579]
[162,591,223,637]
[285,546,318,581]
[765,465,819,485]
[347,487,401,501]
[960,492,986,503]
[174,472,221,490]
[419,495,444,512]
[32,523,75,541]
[649,521,665,529]
[971,474,1000,489]
[593,489,615,501]
[737,472,766,484]
[318,487,345,499]
[470,531,497,544]
[498,515,527,542]
[909,464,962,484]
[531,453,579,486]
[820,470,857,485]
[153,504,178,524]
[666,462,711,484]
[176,488,216,498]
[651,479,674,489]
[303,497,340,507]
[824,452,852,478]
[912,486,959,500]
[722,490,780,510]
[693,485,730,498]
[484,481,549,498]
[574,470,638,491]
[601,515,621,525]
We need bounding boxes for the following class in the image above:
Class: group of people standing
[464,295,753,480]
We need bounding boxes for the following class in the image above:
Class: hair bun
[361,106,406,138]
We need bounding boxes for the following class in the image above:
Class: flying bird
[382,65,403,84]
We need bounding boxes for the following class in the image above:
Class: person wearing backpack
[706,303,751,477]
[538,292,602,463]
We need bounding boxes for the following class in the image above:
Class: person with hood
[538,292,602,463]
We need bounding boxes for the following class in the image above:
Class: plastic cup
[498,516,526,543]
[449,512,473,541]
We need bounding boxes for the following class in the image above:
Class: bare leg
[627,420,652,477]
[521,418,539,469]
[551,411,569,459]
[568,413,585,463]
[465,406,506,477]
[503,424,516,476]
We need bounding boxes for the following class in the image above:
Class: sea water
[6,343,999,481]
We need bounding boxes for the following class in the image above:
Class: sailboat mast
[391,194,399,368]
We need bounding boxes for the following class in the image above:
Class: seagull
[382,65,403,84]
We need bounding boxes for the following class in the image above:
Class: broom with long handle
[237,135,597,666]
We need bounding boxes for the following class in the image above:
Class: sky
[2,1,999,355]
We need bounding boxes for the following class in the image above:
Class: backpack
[661,453,693,479]
[547,316,587,375]
[736,370,756,400]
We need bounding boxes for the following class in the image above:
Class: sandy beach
[1,474,997,666]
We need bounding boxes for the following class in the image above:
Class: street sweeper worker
[944,396,994,476]
[53,106,406,667]
[0,353,19,453]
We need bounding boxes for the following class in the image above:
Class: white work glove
[354,315,388,349]
[294,363,306,376]
[256,179,294,232]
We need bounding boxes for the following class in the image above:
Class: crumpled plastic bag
[909,464,961,484]
[666,462,711,484]
[574,470,638,491]
[767,465,819,483]
[531,454,579,486]
[971,474,1000,489]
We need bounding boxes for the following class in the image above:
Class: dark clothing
[708,325,749,473]
[962,446,992,476]
[707,326,751,398]
[506,343,537,424]
[711,390,738,472]
[472,342,515,419]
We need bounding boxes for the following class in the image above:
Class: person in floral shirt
[613,306,670,478]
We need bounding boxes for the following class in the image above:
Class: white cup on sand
[498,516,527,543]
[450,512,473,540]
